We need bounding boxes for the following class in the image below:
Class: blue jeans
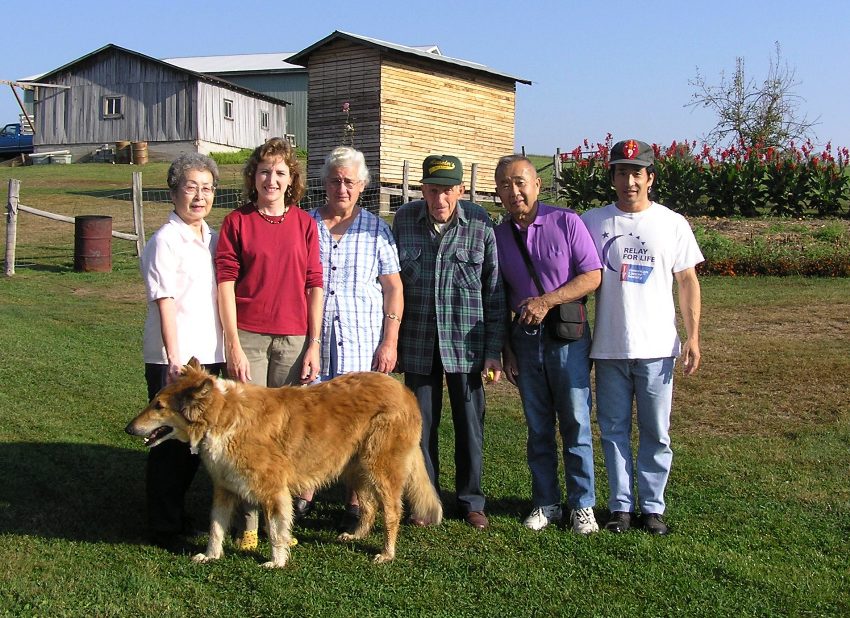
[511,323,595,510]
[594,358,675,515]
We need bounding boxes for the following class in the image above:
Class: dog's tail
[405,451,443,525]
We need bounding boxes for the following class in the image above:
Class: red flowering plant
[556,133,616,210]
[555,135,850,218]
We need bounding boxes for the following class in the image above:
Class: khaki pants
[235,329,307,534]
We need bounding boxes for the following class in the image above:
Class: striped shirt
[392,199,506,374]
[310,207,400,376]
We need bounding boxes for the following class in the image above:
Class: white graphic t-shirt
[581,202,703,360]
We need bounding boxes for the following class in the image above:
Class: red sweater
[215,203,323,336]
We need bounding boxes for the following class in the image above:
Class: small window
[103,95,124,119]
[223,99,233,120]
[260,110,269,131]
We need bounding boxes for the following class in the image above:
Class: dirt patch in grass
[674,288,850,439]
[691,216,850,244]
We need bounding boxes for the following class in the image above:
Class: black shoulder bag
[509,222,587,342]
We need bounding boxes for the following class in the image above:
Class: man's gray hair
[494,154,535,179]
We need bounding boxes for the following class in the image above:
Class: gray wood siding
[196,82,286,150]
[216,73,307,148]
[32,47,287,154]
[34,49,196,145]
[305,41,382,181]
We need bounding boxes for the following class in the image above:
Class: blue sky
[2,0,847,155]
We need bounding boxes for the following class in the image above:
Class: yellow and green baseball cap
[421,154,463,185]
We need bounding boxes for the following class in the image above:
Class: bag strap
[508,220,587,305]
[508,221,546,296]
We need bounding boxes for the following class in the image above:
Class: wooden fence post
[553,149,562,193]
[470,163,478,203]
[402,160,409,206]
[5,178,19,276]
[132,171,146,256]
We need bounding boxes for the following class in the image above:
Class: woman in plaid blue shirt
[301,146,403,531]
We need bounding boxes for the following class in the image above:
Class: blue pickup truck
[0,123,34,155]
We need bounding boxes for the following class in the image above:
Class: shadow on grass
[0,441,212,545]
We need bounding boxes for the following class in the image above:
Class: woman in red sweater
[215,138,323,547]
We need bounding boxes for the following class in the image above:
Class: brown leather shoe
[464,511,489,530]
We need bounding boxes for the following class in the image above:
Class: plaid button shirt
[392,199,506,374]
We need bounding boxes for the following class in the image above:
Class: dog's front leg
[192,486,236,564]
[261,491,293,569]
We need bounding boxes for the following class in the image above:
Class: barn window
[224,99,234,120]
[102,96,124,119]
[260,110,270,130]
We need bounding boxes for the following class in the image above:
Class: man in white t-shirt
[581,139,703,535]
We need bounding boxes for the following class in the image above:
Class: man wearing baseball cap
[392,154,506,530]
[581,139,704,535]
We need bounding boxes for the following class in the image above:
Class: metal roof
[28,44,291,105]
[161,52,304,74]
[288,31,531,85]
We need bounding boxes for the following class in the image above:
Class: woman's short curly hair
[242,137,305,205]
[320,146,370,188]
[166,152,219,193]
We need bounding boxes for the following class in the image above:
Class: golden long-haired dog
[125,358,442,567]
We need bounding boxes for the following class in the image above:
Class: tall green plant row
[556,135,850,217]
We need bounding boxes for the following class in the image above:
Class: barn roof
[288,31,531,85]
[162,52,305,75]
[31,44,292,105]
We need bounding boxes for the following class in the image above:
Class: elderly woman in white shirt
[140,152,225,550]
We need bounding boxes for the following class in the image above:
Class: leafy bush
[693,223,850,276]
[556,136,850,218]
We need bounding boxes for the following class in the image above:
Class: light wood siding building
[289,31,530,196]
[30,44,288,161]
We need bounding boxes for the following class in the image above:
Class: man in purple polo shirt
[494,155,603,533]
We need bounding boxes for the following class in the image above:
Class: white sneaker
[570,507,599,534]
[523,504,562,530]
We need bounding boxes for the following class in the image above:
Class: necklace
[256,205,289,224]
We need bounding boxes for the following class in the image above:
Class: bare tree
[687,43,819,148]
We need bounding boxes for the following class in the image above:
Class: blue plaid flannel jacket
[392,199,506,374]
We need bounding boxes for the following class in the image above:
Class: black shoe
[640,513,669,535]
[293,497,314,521]
[338,504,361,535]
[604,511,632,533]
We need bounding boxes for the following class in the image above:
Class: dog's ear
[182,357,202,375]
[177,377,215,422]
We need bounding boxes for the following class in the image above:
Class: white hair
[320,146,370,187]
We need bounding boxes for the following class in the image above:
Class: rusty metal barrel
[74,215,112,272]
[131,141,148,165]
[115,141,131,164]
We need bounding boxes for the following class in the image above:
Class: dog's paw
[337,532,356,542]
[191,553,218,564]
[373,552,395,564]
[261,560,288,569]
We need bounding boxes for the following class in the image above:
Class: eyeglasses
[326,178,361,189]
[181,182,216,196]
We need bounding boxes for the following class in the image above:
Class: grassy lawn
[1,164,848,616]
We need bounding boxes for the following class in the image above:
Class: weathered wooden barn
[29,44,288,161]
[162,52,307,149]
[288,31,530,195]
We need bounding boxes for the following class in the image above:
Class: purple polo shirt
[494,202,602,312]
